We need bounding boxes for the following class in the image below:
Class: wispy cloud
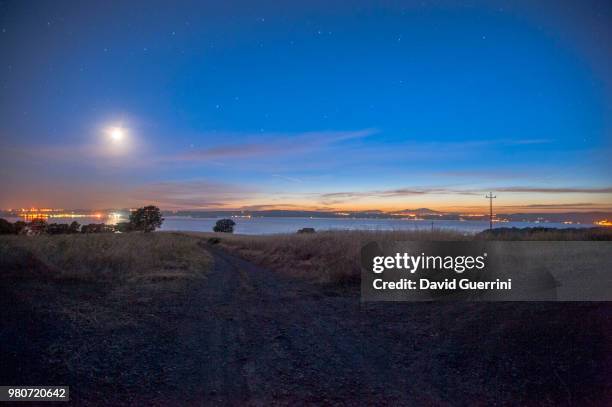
[271,174,304,183]
[430,169,536,180]
[320,187,480,199]
[176,129,378,161]
[316,187,480,204]
[180,144,277,160]
[236,203,334,211]
[130,180,257,209]
[498,138,553,145]
[315,185,612,205]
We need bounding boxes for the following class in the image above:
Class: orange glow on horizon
[6,201,612,215]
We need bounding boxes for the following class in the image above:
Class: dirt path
[165,248,406,405]
[150,247,610,406]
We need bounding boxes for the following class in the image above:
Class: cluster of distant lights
[11,209,124,221]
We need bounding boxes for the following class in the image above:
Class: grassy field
[201,229,465,284]
[1,232,211,283]
[200,227,612,285]
[0,233,211,402]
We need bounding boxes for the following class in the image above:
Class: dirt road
[148,247,610,405]
[166,247,413,405]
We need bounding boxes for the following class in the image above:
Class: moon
[110,127,124,142]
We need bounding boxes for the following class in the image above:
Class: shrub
[46,223,70,235]
[213,219,235,233]
[81,224,113,233]
[115,222,133,233]
[68,221,81,234]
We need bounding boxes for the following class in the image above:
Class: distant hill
[395,208,442,216]
[168,210,405,219]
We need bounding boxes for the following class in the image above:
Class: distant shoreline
[2,215,607,236]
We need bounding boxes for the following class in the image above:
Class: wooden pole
[485,193,496,230]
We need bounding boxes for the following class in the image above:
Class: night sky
[1,0,611,212]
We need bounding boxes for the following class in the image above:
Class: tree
[129,205,164,232]
[68,221,80,234]
[0,218,14,234]
[213,218,235,233]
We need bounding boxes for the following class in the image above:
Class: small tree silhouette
[129,205,164,232]
[213,218,235,233]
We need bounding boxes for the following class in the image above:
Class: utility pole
[485,192,496,230]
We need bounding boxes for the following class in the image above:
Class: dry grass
[0,232,211,283]
[196,227,611,285]
[199,229,468,284]
[0,232,212,332]
[0,232,212,394]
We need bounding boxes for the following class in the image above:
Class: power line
[485,192,496,230]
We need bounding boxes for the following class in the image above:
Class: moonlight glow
[110,127,124,142]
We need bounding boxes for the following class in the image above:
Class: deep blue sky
[1,0,611,211]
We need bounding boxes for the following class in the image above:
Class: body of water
[2,215,594,235]
[161,216,592,235]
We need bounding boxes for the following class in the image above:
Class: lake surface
[2,215,593,235]
[161,216,592,235]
